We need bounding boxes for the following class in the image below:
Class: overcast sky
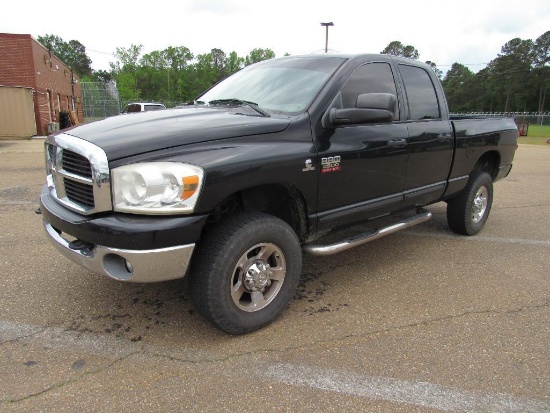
[3,0,549,75]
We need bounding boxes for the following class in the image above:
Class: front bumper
[40,184,207,282]
[44,221,195,282]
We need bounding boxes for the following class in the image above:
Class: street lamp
[320,22,334,53]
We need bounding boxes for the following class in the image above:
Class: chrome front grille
[45,133,112,215]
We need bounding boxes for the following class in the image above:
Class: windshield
[197,56,346,115]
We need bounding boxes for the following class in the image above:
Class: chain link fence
[453,112,550,126]
[81,82,121,122]
[81,81,184,122]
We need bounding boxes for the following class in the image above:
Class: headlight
[112,162,204,215]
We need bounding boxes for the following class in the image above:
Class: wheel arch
[205,184,310,243]
[473,150,500,181]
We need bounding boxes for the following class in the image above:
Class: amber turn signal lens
[182,175,199,200]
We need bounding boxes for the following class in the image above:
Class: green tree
[163,46,194,71]
[162,46,194,103]
[37,34,93,77]
[210,48,228,81]
[136,46,196,103]
[425,61,443,80]
[466,68,491,112]
[116,71,141,101]
[41,32,550,114]
[91,70,114,83]
[488,38,534,111]
[443,63,475,112]
[245,48,276,66]
[111,44,143,73]
[111,45,143,101]
[189,53,219,97]
[226,51,245,75]
[532,31,550,112]
[381,41,419,60]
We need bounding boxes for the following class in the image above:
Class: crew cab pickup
[39,54,518,334]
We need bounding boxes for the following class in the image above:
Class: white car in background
[121,102,166,114]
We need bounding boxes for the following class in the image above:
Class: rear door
[397,64,453,206]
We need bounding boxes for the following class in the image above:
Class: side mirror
[329,93,396,126]
[356,93,396,111]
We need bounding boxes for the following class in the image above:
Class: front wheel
[189,212,302,335]
[446,171,493,236]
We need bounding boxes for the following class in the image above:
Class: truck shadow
[55,206,450,342]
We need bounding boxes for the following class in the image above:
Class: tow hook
[68,239,94,251]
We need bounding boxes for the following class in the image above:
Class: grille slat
[47,143,55,162]
[64,179,94,207]
[62,150,92,178]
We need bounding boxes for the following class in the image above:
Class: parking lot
[1,139,549,412]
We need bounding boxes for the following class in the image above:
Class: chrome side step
[303,209,432,256]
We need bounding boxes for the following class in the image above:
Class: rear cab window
[398,65,441,120]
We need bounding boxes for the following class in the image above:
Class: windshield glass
[197,56,346,114]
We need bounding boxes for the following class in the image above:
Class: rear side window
[341,62,399,120]
[399,65,440,120]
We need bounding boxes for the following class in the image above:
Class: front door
[315,62,409,230]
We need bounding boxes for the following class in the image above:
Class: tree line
[38,32,549,113]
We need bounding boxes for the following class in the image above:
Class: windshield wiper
[208,99,270,117]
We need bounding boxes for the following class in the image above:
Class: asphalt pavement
[1,139,549,412]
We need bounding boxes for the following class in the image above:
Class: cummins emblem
[302,159,315,172]
[321,156,341,173]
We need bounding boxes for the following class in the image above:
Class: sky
[2,0,549,76]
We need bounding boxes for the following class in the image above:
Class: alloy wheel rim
[230,243,286,312]
[472,186,488,224]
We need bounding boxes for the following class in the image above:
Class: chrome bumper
[44,221,195,283]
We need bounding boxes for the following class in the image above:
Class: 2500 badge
[321,156,341,173]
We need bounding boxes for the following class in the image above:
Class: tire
[189,212,302,335]
[447,171,493,236]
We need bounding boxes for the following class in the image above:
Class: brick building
[0,33,84,137]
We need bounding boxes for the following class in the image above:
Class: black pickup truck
[39,54,518,334]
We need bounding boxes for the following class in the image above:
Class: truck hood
[64,107,290,160]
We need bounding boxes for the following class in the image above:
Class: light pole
[320,22,334,53]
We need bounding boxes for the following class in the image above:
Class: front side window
[399,65,440,120]
[340,62,399,120]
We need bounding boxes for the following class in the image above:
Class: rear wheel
[189,212,302,335]
[447,171,493,235]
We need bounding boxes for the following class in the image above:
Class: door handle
[387,139,407,147]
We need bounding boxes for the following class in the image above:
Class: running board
[303,209,432,256]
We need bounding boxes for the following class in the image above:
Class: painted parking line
[262,363,550,413]
[402,230,550,247]
[3,321,549,412]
